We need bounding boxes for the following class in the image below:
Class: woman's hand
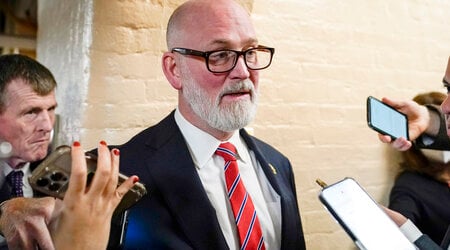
[50,141,138,250]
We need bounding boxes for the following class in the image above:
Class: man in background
[0,54,57,249]
[0,54,138,250]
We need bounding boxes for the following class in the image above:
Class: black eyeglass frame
[443,77,450,92]
[171,45,275,73]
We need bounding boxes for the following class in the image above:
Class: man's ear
[162,52,182,90]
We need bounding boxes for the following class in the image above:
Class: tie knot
[215,142,237,162]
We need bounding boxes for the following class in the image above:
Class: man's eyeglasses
[443,77,450,92]
[171,46,275,73]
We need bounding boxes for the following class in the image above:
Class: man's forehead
[193,19,257,50]
[5,78,32,93]
[4,82,56,110]
[206,37,258,48]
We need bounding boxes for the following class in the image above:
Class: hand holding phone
[29,145,147,215]
[367,96,409,140]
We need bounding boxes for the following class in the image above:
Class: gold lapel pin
[269,163,277,175]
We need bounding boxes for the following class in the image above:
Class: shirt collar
[1,161,30,175]
[0,160,30,186]
[174,109,251,169]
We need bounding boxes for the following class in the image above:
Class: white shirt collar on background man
[0,161,34,197]
[174,108,281,250]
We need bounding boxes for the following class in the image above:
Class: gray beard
[183,78,258,132]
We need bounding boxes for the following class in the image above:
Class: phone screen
[367,96,409,140]
[319,178,416,250]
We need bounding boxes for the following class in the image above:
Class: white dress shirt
[174,109,281,250]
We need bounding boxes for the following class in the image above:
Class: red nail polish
[113,149,120,156]
[100,140,107,146]
[133,176,140,183]
[73,141,81,147]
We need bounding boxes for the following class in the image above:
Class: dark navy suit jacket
[116,111,306,249]
[415,234,444,250]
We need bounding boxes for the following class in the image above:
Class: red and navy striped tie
[216,142,265,250]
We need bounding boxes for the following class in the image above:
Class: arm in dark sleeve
[414,234,443,250]
[389,194,421,224]
[440,226,450,250]
[415,104,450,150]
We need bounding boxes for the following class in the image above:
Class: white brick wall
[38,0,450,249]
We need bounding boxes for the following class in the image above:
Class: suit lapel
[0,181,11,203]
[240,129,305,249]
[240,129,284,195]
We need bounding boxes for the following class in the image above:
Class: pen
[315,178,328,188]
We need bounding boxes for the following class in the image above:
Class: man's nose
[38,111,54,132]
[230,56,250,79]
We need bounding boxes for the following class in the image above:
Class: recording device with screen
[29,145,147,215]
[318,177,416,250]
[367,96,409,140]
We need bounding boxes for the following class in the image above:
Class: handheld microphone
[0,141,12,159]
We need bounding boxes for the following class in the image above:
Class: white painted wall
[37,0,93,146]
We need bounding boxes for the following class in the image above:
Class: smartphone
[318,178,416,250]
[29,145,147,215]
[367,96,409,140]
